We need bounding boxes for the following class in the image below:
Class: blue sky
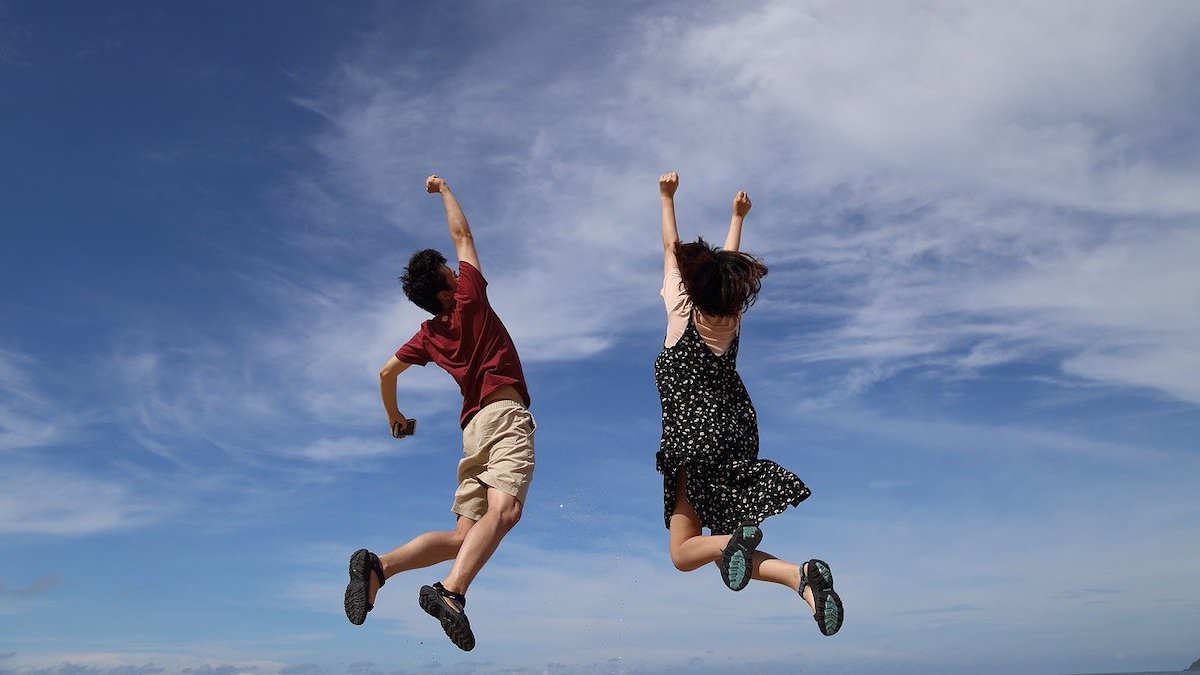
[2,2,1199,674]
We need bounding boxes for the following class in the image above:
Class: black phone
[392,418,417,438]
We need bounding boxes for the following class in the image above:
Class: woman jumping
[654,171,843,637]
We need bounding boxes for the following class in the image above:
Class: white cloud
[281,0,1200,411]
[0,468,151,535]
[107,280,463,469]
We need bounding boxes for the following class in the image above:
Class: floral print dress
[655,317,811,534]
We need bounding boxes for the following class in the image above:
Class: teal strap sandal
[719,522,763,591]
[801,559,844,636]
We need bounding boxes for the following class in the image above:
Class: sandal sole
[720,524,762,592]
[344,549,371,625]
[418,585,476,651]
[805,559,844,636]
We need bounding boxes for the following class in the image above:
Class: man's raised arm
[426,175,481,272]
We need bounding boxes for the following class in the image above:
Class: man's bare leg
[440,487,522,596]
[367,516,475,606]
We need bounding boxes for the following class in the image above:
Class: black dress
[655,317,811,534]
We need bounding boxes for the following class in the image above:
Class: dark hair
[401,249,450,315]
[674,238,768,317]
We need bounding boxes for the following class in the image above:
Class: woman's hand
[732,190,751,217]
[659,171,679,198]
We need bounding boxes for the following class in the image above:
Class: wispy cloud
[0,468,151,535]
[283,0,1200,411]
[0,350,154,536]
[0,350,64,451]
[5,3,1196,674]
[79,0,1193,504]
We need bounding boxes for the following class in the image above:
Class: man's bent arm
[379,356,414,433]
[426,175,481,271]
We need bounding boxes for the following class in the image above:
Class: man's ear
[436,288,455,308]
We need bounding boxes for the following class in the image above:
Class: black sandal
[718,522,763,591]
[801,559,844,636]
[419,582,475,651]
[344,548,385,625]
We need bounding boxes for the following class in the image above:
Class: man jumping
[343,174,535,652]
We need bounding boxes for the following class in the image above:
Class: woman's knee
[668,544,704,572]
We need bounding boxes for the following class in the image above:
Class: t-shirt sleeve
[456,260,488,305]
[394,330,429,366]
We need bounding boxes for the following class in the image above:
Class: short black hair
[401,249,450,315]
[675,238,768,317]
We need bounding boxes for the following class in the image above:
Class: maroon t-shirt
[394,261,531,428]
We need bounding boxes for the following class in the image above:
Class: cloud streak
[285,0,1200,411]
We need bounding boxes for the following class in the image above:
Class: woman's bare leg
[667,472,734,571]
[667,473,818,611]
[751,552,816,612]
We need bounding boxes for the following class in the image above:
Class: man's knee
[484,487,523,530]
[498,500,522,530]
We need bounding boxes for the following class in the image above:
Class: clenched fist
[659,171,679,198]
[732,190,751,217]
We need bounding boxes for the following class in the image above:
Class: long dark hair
[675,238,768,317]
[401,249,450,315]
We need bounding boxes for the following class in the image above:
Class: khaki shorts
[452,399,536,520]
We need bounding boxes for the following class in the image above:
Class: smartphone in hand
[392,418,417,438]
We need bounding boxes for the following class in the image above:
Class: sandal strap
[370,553,386,588]
[433,582,467,608]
